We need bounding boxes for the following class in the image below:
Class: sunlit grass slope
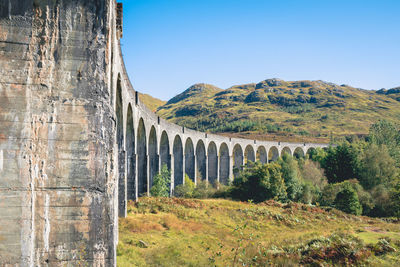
[117,198,400,266]
[139,93,166,112]
[156,79,400,143]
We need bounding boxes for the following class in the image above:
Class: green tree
[359,144,397,190]
[174,174,195,198]
[268,163,288,201]
[334,185,362,215]
[230,162,287,203]
[321,142,362,183]
[299,160,327,205]
[370,184,393,217]
[319,183,338,207]
[390,182,400,218]
[300,160,327,190]
[150,164,171,197]
[308,147,327,163]
[369,120,400,165]
[300,182,318,205]
[320,180,373,215]
[278,154,303,201]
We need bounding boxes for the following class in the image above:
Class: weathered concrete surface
[0,0,331,266]
[0,0,118,265]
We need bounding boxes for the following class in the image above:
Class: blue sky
[119,0,400,100]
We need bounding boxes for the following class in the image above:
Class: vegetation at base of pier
[117,198,400,266]
[154,79,400,143]
[150,165,171,197]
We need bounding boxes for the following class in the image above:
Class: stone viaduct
[0,0,329,266]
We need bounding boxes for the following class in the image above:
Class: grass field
[117,198,400,266]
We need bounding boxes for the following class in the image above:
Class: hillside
[155,79,400,142]
[139,93,166,112]
[117,197,400,266]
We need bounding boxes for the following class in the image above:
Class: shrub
[212,182,232,199]
[371,238,397,256]
[230,162,287,203]
[278,154,303,201]
[300,182,316,204]
[333,185,362,215]
[150,164,171,197]
[319,183,339,207]
[300,181,326,205]
[369,184,394,217]
[192,180,216,199]
[300,233,370,266]
[174,175,195,198]
[320,180,373,215]
[352,182,375,215]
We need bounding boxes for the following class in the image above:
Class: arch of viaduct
[115,51,329,216]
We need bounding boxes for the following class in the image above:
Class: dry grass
[161,214,203,232]
[117,197,400,266]
[120,216,165,233]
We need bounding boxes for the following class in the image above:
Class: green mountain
[156,79,400,142]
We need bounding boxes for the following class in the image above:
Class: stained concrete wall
[0,0,118,265]
[0,0,330,266]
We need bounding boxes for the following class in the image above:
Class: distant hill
[155,79,400,142]
[139,93,166,112]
